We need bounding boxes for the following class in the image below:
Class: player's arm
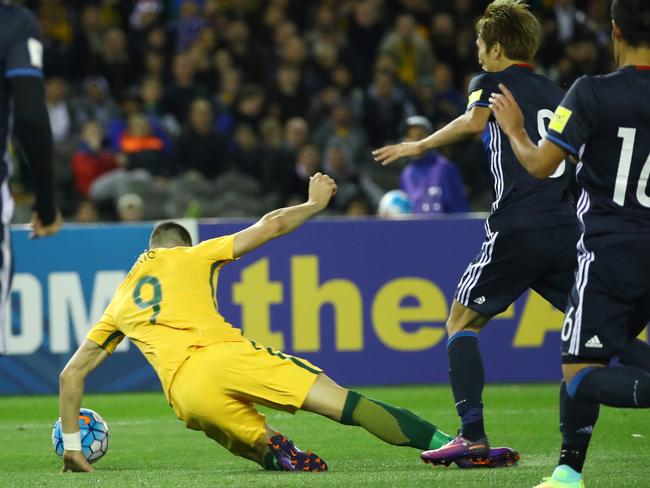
[59,339,110,472]
[233,172,336,258]
[489,84,568,178]
[5,10,61,238]
[372,107,491,165]
[10,77,62,237]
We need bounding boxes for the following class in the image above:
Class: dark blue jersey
[0,3,44,211]
[467,64,576,231]
[546,66,650,248]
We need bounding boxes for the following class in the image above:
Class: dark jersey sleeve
[4,9,44,80]
[466,72,499,111]
[545,76,595,158]
[5,8,56,224]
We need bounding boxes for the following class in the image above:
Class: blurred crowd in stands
[12,0,614,222]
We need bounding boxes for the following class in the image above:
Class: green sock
[263,451,283,471]
[341,391,453,450]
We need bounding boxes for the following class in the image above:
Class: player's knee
[446,315,475,336]
[302,374,348,421]
[562,362,605,393]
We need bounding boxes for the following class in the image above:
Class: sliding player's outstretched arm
[59,340,110,472]
[233,172,337,258]
[372,106,491,166]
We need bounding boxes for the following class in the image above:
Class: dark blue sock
[447,332,485,441]
[558,380,599,473]
[569,366,650,408]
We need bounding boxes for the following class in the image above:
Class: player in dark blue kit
[490,0,650,485]
[374,0,576,466]
[0,2,61,353]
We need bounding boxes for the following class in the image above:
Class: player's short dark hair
[149,222,192,249]
[476,0,541,62]
[611,0,650,47]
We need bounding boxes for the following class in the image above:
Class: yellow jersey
[86,235,245,399]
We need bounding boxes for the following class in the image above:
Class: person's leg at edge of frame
[551,330,650,483]
[539,359,650,487]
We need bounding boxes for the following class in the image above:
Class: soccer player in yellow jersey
[58,173,512,473]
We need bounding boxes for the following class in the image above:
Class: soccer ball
[378,190,412,217]
[52,408,109,464]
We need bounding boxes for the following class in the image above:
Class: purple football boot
[421,435,519,468]
[267,433,328,472]
[455,446,520,469]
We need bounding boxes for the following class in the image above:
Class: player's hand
[372,141,422,166]
[308,172,337,210]
[62,450,94,473]
[489,84,524,137]
[30,212,62,240]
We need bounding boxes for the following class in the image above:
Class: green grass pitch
[0,384,648,487]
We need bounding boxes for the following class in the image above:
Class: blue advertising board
[2,223,159,395]
[2,218,645,395]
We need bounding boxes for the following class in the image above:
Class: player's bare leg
[421,300,519,468]
[301,373,516,468]
[302,373,453,449]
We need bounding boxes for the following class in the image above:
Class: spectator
[234,84,267,128]
[75,76,119,129]
[322,141,366,212]
[280,36,308,69]
[430,13,460,67]
[303,40,338,94]
[284,117,310,154]
[399,116,469,214]
[269,64,309,123]
[314,103,368,166]
[117,193,144,221]
[213,68,241,136]
[173,0,206,52]
[119,114,169,176]
[232,123,264,177]
[141,77,165,117]
[346,0,385,88]
[72,121,118,198]
[432,63,465,122]
[72,4,106,78]
[172,98,229,180]
[142,49,167,82]
[282,143,321,205]
[225,20,269,84]
[345,192,372,217]
[45,77,74,144]
[378,14,436,87]
[38,0,75,77]
[75,200,100,223]
[99,28,133,99]
[162,53,206,124]
[362,70,416,147]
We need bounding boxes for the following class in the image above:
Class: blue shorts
[561,239,650,362]
[454,224,579,317]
